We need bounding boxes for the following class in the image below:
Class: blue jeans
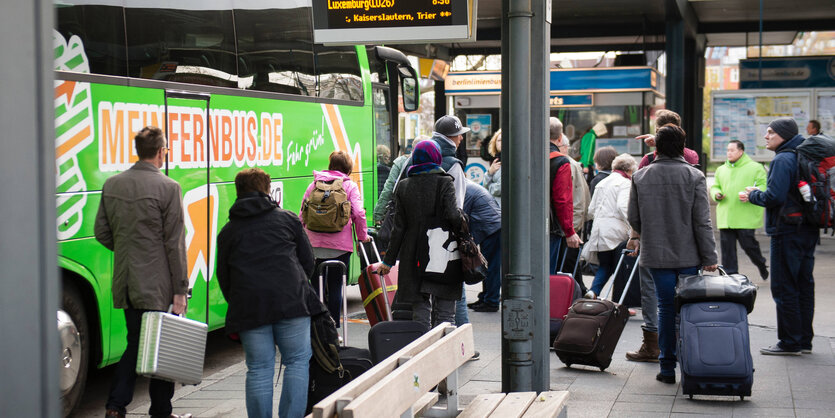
[649,266,699,376]
[589,249,617,295]
[638,264,658,333]
[549,235,563,274]
[239,316,312,418]
[476,231,502,306]
[455,284,470,326]
[771,230,817,351]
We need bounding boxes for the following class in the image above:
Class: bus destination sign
[312,0,476,44]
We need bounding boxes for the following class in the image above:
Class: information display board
[312,0,475,44]
[818,89,835,134]
[711,89,812,162]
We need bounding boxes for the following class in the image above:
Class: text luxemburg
[328,0,395,11]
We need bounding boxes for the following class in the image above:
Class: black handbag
[415,181,463,284]
[675,268,758,313]
[456,212,487,285]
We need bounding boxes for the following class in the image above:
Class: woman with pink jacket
[300,151,370,325]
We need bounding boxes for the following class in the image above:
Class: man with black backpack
[741,117,819,356]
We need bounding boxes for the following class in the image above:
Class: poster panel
[711,89,812,162]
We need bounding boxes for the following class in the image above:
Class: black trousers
[719,228,767,274]
[106,307,175,417]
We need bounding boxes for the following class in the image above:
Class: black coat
[217,192,322,334]
[383,172,464,302]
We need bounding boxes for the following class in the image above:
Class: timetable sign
[312,0,476,44]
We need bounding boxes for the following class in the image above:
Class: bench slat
[311,324,451,418]
[520,391,569,418]
[487,392,536,418]
[412,391,440,417]
[457,393,506,418]
[342,324,475,418]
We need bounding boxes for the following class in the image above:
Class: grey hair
[549,117,563,140]
[612,153,638,173]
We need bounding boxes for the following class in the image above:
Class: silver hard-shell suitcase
[136,311,208,385]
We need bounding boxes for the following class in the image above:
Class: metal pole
[502,0,534,392]
[528,0,551,392]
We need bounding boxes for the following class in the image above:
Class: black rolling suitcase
[610,241,641,307]
[367,320,427,364]
[307,346,373,413]
[552,250,639,371]
[306,262,373,413]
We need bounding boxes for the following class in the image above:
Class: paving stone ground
[120,231,835,418]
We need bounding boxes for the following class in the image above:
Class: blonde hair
[488,129,502,157]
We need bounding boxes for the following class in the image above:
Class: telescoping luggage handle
[317,260,348,346]
[357,236,393,321]
[600,248,641,305]
[558,243,583,275]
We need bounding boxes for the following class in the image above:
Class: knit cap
[768,118,798,141]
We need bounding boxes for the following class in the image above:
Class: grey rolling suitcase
[136,311,208,385]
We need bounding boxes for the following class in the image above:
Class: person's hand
[361,237,372,243]
[715,193,724,201]
[626,238,640,255]
[636,134,656,147]
[703,264,718,272]
[172,294,187,315]
[488,159,501,175]
[377,264,391,275]
[566,233,582,248]
[738,190,750,202]
[582,166,589,174]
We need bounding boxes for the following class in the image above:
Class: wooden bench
[308,322,568,418]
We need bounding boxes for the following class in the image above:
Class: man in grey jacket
[95,126,190,418]
[627,124,718,384]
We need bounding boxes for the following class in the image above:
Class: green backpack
[302,178,351,233]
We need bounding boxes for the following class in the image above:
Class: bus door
[372,83,392,200]
[163,91,218,327]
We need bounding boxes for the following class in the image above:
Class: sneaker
[655,372,675,384]
[473,303,499,312]
[760,344,801,356]
[337,335,343,345]
[584,290,596,299]
[469,351,480,361]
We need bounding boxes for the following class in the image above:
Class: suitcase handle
[601,251,640,304]
[356,237,393,321]
[317,260,348,346]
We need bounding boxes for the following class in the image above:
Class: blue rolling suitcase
[678,301,753,400]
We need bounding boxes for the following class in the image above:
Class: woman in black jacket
[378,140,465,330]
[217,168,321,418]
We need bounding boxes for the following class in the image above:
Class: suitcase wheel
[565,363,572,368]
[599,367,606,372]
[689,395,693,400]
[740,396,745,401]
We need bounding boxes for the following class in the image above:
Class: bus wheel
[59,284,89,417]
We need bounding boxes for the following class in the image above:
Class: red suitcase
[357,237,398,327]
[550,274,576,320]
[551,243,583,319]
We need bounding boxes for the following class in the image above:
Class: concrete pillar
[0,1,60,417]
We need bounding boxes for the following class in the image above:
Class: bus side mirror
[398,64,419,112]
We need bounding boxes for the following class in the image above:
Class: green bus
[54,1,417,414]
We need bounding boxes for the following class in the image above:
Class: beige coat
[567,156,591,233]
[583,173,632,264]
[95,161,188,311]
